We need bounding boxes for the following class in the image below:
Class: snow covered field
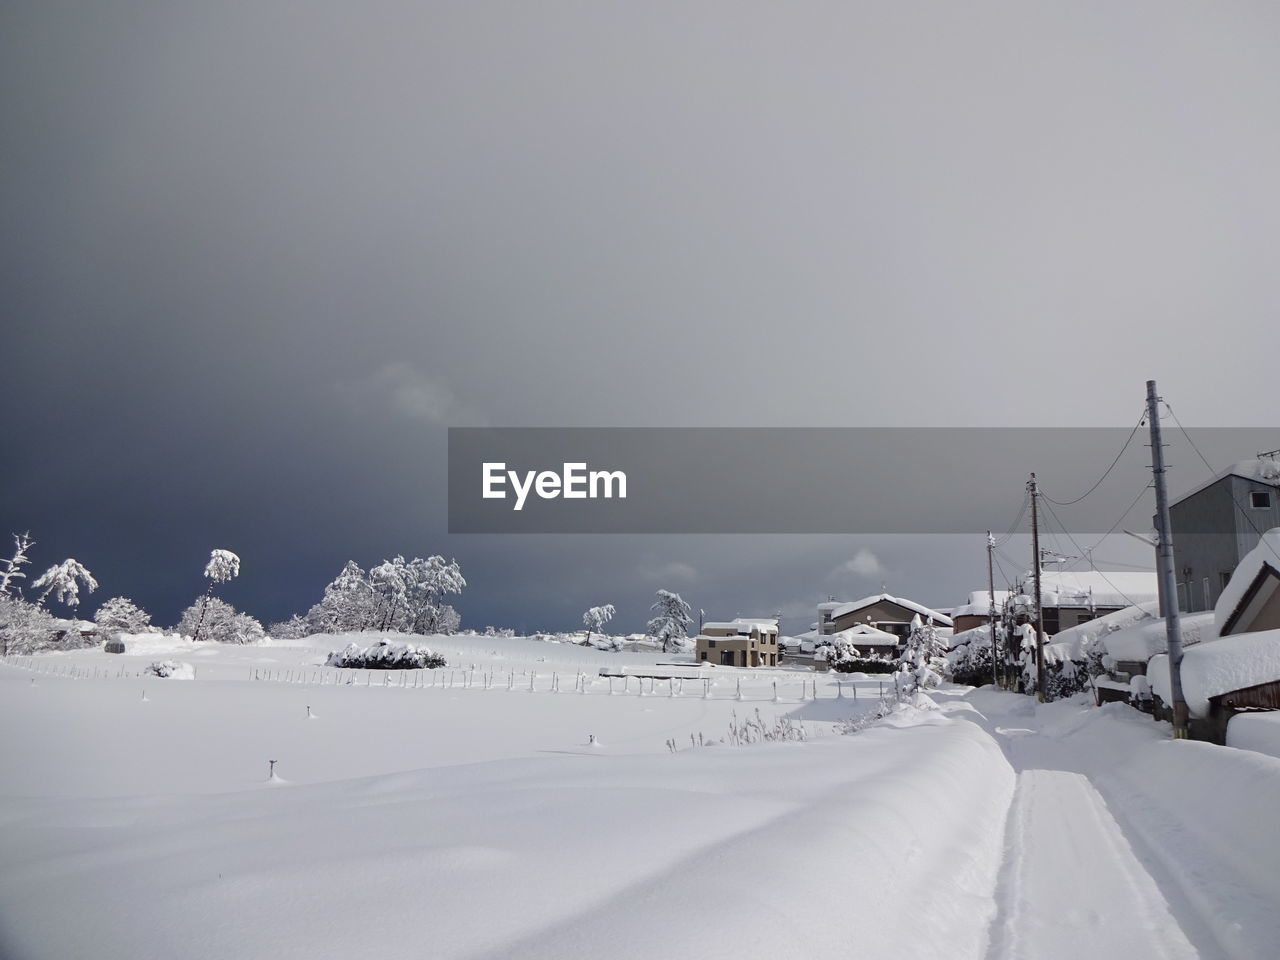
[1,634,1278,960]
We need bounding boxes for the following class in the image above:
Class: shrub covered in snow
[176,597,265,644]
[145,660,195,679]
[946,637,996,686]
[325,640,447,670]
[832,656,897,675]
[0,594,58,655]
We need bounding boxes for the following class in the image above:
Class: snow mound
[1227,712,1280,761]
[144,661,195,680]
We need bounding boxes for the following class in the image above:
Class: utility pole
[1029,473,1046,701]
[987,532,999,688]
[1146,379,1189,738]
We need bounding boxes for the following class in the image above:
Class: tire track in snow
[985,768,1202,959]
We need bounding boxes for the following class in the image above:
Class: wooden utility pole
[987,532,999,688]
[1146,380,1189,738]
[1029,473,1046,701]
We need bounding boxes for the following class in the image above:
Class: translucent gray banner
[447,428,1279,534]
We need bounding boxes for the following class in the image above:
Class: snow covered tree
[582,604,616,644]
[304,561,377,634]
[177,596,264,644]
[369,556,411,631]
[93,597,152,639]
[0,532,34,597]
[402,555,466,634]
[31,558,98,612]
[0,595,57,655]
[192,549,240,642]
[268,614,310,639]
[646,590,692,653]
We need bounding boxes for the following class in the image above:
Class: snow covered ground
[1,634,1278,959]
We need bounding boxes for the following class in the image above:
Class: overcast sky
[3,2,1278,634]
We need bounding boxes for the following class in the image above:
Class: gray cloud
[2,2,1275,632]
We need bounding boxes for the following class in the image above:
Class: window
[1250,489,1272,509]
[700,652,707,661]
[708,639,715,648]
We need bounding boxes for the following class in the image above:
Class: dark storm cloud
[2,2,1278,630]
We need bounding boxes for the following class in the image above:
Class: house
[815,599,847,636]
[1144,529,1280,742]
[950,590,1011,634]
[696,618,780,667]
[1165,456,1280,612]
[825,593,952,638]
[1007,569,1159,635]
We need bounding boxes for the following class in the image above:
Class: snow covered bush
[325,640,446,670]
[176,597,265,644]
[0,594,57,655]
[93,597,152,639]
[832,656,897,675]
[946,639,995,687]
[144,660,195,679]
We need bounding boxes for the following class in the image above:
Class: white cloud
[342,362,485,426]
[832,548,885,580]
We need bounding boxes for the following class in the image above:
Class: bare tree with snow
[0,532,35,598]
[582,604,616,645]
[646,590,692,654]
[192,549,240,642]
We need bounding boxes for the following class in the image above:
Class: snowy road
[986,768,1198,960]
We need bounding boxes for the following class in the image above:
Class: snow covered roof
[951,590,1011,619]
[835,624,900,644]
[701,618,779,634]
[1044,601,1158,657]
[1171,457,1280,505]
[1102,610,1217,663]
[1149,629,1280,718]
[828,594,953,627]
[1214,528,1280,636]
[732,617,779,631]
[1034,570,1158,609]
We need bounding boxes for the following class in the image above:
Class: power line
[1042,410,1147,506]
[993,492,1030,547]
[1038,497,1147,611]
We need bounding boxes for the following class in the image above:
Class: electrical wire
[1038,497,1146,611]
[1041,410,1147,506]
